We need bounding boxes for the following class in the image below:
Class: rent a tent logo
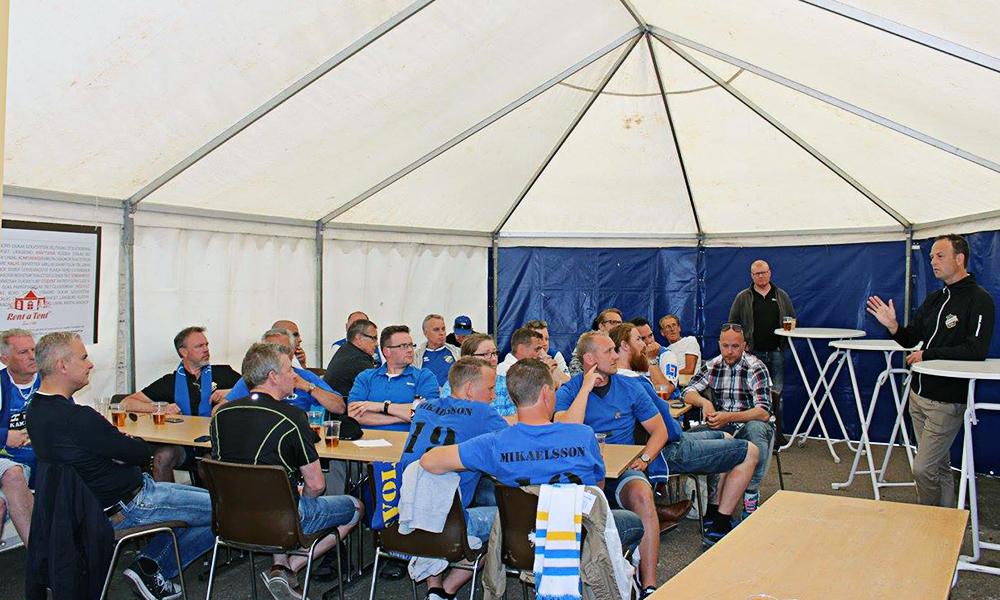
[8,290,51,322]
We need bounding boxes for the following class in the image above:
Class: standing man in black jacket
[27,332,214,600]
[728,260,796,393]
[867,234,995,507]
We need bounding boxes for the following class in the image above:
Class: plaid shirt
[683,352,772,416]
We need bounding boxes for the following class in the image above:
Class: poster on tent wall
[0,220,101,343]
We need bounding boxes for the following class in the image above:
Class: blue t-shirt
[555,374,659,444]
[442,373,515,417]
[0,369,39,471]
[420,346,455,387]
[348,364,440,431]
[458,422,605,487]
[398,396,508,507]
[226,368,334,412]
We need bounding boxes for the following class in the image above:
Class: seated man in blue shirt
[412,314,460,389]
[555,331,667,597]
[398,357,508,600]
[226,328,343,415]
[347,325,439,431]
[0,328,39,546]
[421,359,644,559]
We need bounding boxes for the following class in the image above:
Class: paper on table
[352,439,393,448]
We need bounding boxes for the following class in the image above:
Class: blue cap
[453,315,473,336]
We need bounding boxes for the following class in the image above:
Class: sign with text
[0,220,101,343]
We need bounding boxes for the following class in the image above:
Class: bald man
[728,260,795,393]
[273,319,307,368]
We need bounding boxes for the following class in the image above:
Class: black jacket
[25,461,114,600]
[891,274,995,403]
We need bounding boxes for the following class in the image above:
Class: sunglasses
[720,323,743,332]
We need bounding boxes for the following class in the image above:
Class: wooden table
[118,414,643,478]
[651,490,967,600]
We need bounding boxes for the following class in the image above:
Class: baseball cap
[453,315,473,336]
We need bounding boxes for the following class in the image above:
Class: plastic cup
[308,410,324,437]
[152,402,167,425]
[110,403,126,427]
[782,316,795,331]
[324,420,341,448]
[595,433,607,447]
[655,384,671,401]
[94,397,110,419]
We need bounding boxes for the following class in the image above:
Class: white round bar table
[829,339,920,499]
[776,327,866,462]
[912,358,1000,577]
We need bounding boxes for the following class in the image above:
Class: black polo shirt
[752,286,781,351]
[26,392,150,507]
[323,341,375,402]
[209,392,318,496]
[141,364,241,416]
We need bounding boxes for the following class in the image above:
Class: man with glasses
[683,323,773,520]
[331,311,382,368]
[728,260,795,392]
[346,325,439,431]
[569,308,624,375]
[323,319,378,402]
[658,314,701,376]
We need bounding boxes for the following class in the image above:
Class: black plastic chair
[199,459,344,600]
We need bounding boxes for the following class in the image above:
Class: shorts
[465,506,498,544]
[0,458,30,509]
[604,469,650,508]
[299,494,363,535]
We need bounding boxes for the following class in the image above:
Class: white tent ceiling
[5,0,1000,244]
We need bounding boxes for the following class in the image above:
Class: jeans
[689,421,773,491]
[472,477,498,508]
[908,391,964,507]
[299,494,362,535]
[611,509,643,555]
[113,473,214,580]
[662,430,749,475]
[465,506,498,544]
[751,349,784,393]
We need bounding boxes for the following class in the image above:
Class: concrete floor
[2,439,998,599]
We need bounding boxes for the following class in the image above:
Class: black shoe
[638,585,657,599]
[379,560,407,580]
[123,559,182,600]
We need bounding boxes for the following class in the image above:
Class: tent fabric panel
[835,0,1000,59]
[637,0,1000,167]
[133,227,318,387]
[650,43,900,234]
[913,229,1000,473]
[502,43,697,236]
[4,0,412,198]
[322,238,487,366]
[142,0,637,220]
[0,196,121,405]
[496,246,699,359]
[703,241,905,443]
[728,64,1000,225]
[330,47,629,232]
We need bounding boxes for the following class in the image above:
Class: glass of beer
[595,433,607,447]
[152,402,167,425]
[308,410,324,438]
[324,420,341,448]
[655,384,671,401]
[782,316,795,331]
[110,403,126,427]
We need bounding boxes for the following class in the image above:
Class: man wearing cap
[331,311,382,368]
[446,316,474,348]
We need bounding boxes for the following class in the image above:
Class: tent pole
[695,233,706,351]
[118,202,137,393]
[491,234,499,336]
[904,227,914,327]
[315,222,324,368]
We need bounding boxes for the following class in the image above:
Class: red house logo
[13,290,50,312]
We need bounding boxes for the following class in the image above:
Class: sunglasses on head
[720,323,743,333]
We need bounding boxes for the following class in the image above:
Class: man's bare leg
[717,443,758,516]
[619,479,658,588]
[1,466,32,546]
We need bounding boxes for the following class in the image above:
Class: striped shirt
[210,392,318,497]
[683,353,772,417]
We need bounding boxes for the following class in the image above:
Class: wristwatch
[307,383,316,394]
[639,453,651,464]
[382,401,391,415]
[648,357,658,366]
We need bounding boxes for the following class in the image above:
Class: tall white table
[829,339,920,499]
[777,327,866,462]
[912,358,1000,577]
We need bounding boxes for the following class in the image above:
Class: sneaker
[425,587,450,600]
[123,560,182,600]
[701,527,727,548]
[638,585,658,599]
[741,491,760,521]
[262,566,306,600]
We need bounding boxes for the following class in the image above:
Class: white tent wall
[321,229,488,367]
[0,195,121,406]
[132,223,318,390]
